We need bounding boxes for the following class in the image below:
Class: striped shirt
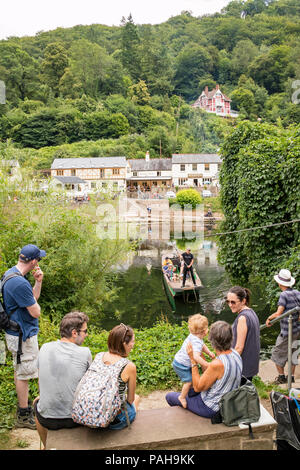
[174,334,204,368]
[201,349,242,412]
[278,288,300,337]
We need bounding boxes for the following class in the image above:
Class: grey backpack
[218,377,261,437]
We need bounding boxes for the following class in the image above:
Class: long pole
[288,314,293,393]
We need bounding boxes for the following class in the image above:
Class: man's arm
[27,302,41,319]
[32,267,44,301]
[266,306,285,327]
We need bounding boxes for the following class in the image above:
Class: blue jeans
[109,402,136,430]
[165,388,217,419]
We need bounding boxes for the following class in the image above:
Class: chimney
[145,151,150,162]
[205,86,208,95]
[216,84,220,91]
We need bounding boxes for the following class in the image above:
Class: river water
[99,222,279,358]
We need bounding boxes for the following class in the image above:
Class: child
[172,314,215,408]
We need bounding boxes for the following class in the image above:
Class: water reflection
[99,220,277,356]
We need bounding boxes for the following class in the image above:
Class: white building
[171,154,221,188]
[127,152,172,190]
[50,157,128,192]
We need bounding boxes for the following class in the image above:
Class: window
[179,178,187,185]
[180,164,185,172]
[157,171,161,177]
[102,182,107,188]
[57,170,64,176]
[192,164,197,171]
[133,171,137,177]
[71,169,76,176]
[205,164,210,171]
[113,168,120,175]
[91,182,96,189]
[100,169,105,178]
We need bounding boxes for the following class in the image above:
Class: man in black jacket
[181,248,196,288]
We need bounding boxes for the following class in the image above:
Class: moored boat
[161,253,203,299]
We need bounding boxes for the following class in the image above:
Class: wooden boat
[161,254,203,299]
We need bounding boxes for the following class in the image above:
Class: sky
[0,0,231,40]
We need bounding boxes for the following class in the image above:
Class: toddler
[172,314,215,408]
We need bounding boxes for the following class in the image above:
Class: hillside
[0,0,299,167]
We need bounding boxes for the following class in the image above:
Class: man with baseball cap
[266,269,300,384]
[2,244,46,428]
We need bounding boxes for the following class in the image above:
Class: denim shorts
[109,402,136,430]
[172,359,192,383]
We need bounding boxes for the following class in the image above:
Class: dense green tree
[40,42,69,97]
[174,44,213,101]
[120,14,142,81]
[248,45,295,93]
[0,43,40,104]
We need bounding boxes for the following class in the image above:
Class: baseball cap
[20,244,47,261]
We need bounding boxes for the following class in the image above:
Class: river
[98,222,279,358]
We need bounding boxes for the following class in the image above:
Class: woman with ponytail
[225,286,260,381]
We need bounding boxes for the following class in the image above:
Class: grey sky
[0,0,230,40]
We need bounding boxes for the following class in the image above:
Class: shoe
[15,407,36,430]
[181,285,185,289]
[273,375,287,384]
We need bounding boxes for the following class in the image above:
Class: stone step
[47,404,276,451]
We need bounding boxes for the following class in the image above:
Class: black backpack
[0,272,24,364]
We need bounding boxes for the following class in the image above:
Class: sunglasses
[225,299,237,305]
[120,323,129,341]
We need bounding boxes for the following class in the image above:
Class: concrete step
[47,404,276,451]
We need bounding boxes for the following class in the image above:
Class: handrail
[260,306,300,331]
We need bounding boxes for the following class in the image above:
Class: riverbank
[6,359,299,450]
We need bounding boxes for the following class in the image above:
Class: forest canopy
[0,0,299,165]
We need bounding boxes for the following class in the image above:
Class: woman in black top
[226,286,260,381]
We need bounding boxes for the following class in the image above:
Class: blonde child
[172,314,215,408]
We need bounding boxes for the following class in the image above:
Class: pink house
[192,85,238,118]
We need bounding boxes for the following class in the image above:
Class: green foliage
[218,121,300,299]
[176,189,203,209]
[0,168,130,321]
[0,5,299,156]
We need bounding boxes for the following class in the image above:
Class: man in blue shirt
[3,244,46,429]
[266,269,300,384]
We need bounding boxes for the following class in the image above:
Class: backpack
[212,377,261,438]
[270,391,300,450]
[0,272,24,364]
[72,352,130,428]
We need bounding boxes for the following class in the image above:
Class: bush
[175,189,203,209]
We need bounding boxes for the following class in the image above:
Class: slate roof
[202,88,231,101]
[54,176,86,184]
[128,158,172,171]
[172,154,221,164]
[51,157,127,169]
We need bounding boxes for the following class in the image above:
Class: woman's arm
[193,351,209,370]
[187,342,223,392]
[234,315,248,355]
[121,362,136,404]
